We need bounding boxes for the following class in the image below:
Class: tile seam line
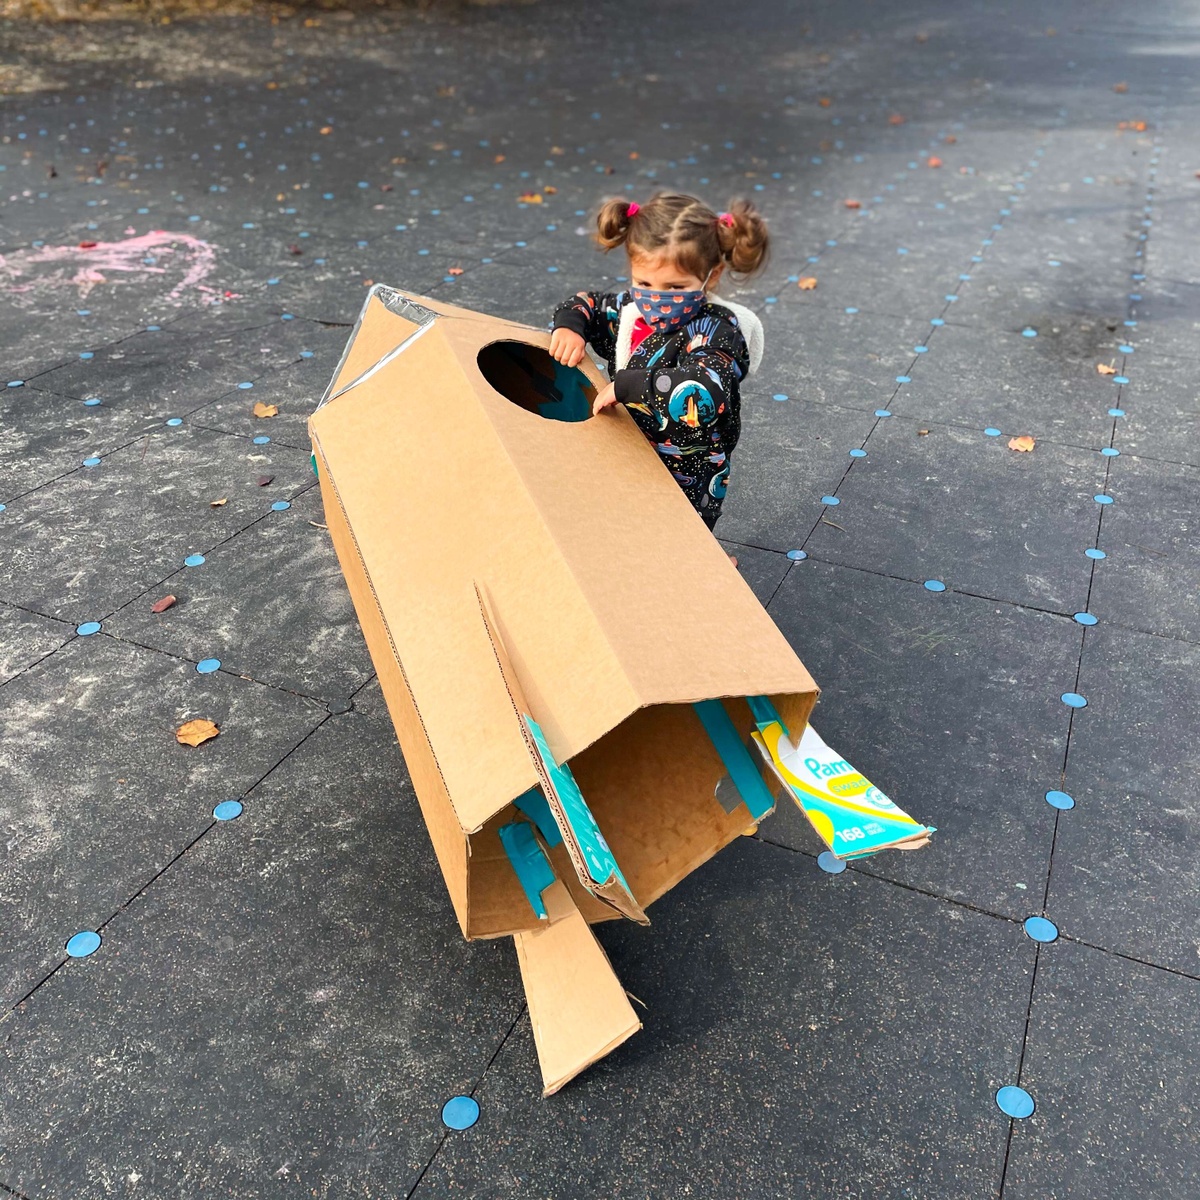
[792,141,1042,537]
[4,707,337,1021]
[405,1002,528,1200]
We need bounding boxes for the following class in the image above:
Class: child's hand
[592,382,619,416]
[550,328,586,368]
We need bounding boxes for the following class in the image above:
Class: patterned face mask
[631,269,715,331]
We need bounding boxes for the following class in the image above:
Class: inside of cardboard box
[467,697,786,936]
[477,340,595,423]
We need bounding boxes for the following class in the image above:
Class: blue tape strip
[693,699,776,821]
[746,694,787,734]
[513,786,562,847]
[498,821,557,920]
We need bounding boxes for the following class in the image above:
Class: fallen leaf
[436,85,455,97]
[176,718,219,747]
[1008,435,1036,452]
[363,279,374,287]
[629,151,639,159]
[79,240,97,249]
[518,192,543,204]
[1113,82,1128,93]
[151,594,177,613]
[843,198,862,209]
[210,497,228,507]
[915,31,929,42]
[256,474,274,486]
[543,185,557,194]
[888,113,906,125]
[917,429,930,436]
[944,134,958,144]
[253,402,279,418]
[448,266,464,276]
[320,125,333,135]
[927,156,943,168]
[288,244,303,256]
[797,276,818,290]
[1097,363,1117,376]
[430,142,447,152]
[818,96,832,107]
[550,146,565,156]
[493,154,506,163]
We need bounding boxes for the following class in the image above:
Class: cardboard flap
[476,584,648,926]
[513,881,642,1096]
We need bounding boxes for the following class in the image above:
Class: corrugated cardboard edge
[513,881,641,1096]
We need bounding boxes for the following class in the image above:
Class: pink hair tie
[627,202,641,218]
[718,212,735,228]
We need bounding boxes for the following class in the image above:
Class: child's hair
[595,192,769,282]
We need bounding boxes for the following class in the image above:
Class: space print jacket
[552,290,763,459]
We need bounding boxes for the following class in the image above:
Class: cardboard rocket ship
[309,285,825,1094]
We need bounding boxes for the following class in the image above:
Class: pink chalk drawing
[0,231,230,307]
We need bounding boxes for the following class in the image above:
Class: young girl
[549,192,768,531]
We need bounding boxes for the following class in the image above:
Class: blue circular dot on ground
[1046,789,1075,810]
[1022,328,1038,338]
[996,1086,1035,1119]
[1085,548,1107,560]
[923,579,946,592]
[1024,916,1059,943]
[83,397,102,407]
[82,456,101,467]
[896,375,911,384]
[196,658,221,674]
[237,381,254,390]
[146,324,160,331]
[984,427,1002,437]
[821,495,840,506]
[76,621,101,636]
[1118,344,1134,354]
[1101,447,1119,457]
[166,417,183,427]
[66,931,101,958]
[0,504,6,513]
[1061,692,1088,709]
[845,306,859,314]
[875,409,892,418]
[271,500,291,511]
[1094,494,1113,505]
[1108,408,1125,417]
[849,448,867,458]
[300,350,314,359]
[817,851,846,874]
[80,351,94,360]
[1113,375,1129,385]
[773,393,789,401]
[442,1095,480,1130]
[1073,612,1098,626]
[185,553,206,567]
[930,317,945,326]
[213,799,243,821]
[787,549,808,561]
[253,436,271,445]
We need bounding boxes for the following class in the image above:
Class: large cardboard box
[309,286,820,1093]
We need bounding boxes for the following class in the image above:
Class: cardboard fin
[513,880,641,1096]
[476,583,648,926]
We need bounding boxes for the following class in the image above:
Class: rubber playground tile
[716,396,877,553]
[767,561,1077,920]
[887,330,1116,447]
[0,424,311,623]
[414,838,1029,1199]
[1003,941,1200,1200]
[1088,454,1200,643]
[106,487,373,703]
[717,541,790,609]
[1048,624,1200,976]
[0,682,520,1198]
[1112,354,1200,469]
[0,602,74,685]
[0,633,324,1009]
[804,417,1108,613]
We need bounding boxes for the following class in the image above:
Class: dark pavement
[1,1,1198,1196]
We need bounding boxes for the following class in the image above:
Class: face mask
[631,269,714,331]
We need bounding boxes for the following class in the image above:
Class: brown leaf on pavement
[1008,435,1036,452]
[176,718,219,747]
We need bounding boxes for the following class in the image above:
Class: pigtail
[595,197,637,251]
[717,198,770,276]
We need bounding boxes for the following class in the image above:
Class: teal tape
[498,821,556,920]
[693,699,776,821]
[747,694,787,735]
[513,786,562,847]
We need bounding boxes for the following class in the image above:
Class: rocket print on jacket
[552,292,750,529]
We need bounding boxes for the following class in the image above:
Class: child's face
[628,250,710,293]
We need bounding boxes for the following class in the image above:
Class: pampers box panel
[309,285,820,1094]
